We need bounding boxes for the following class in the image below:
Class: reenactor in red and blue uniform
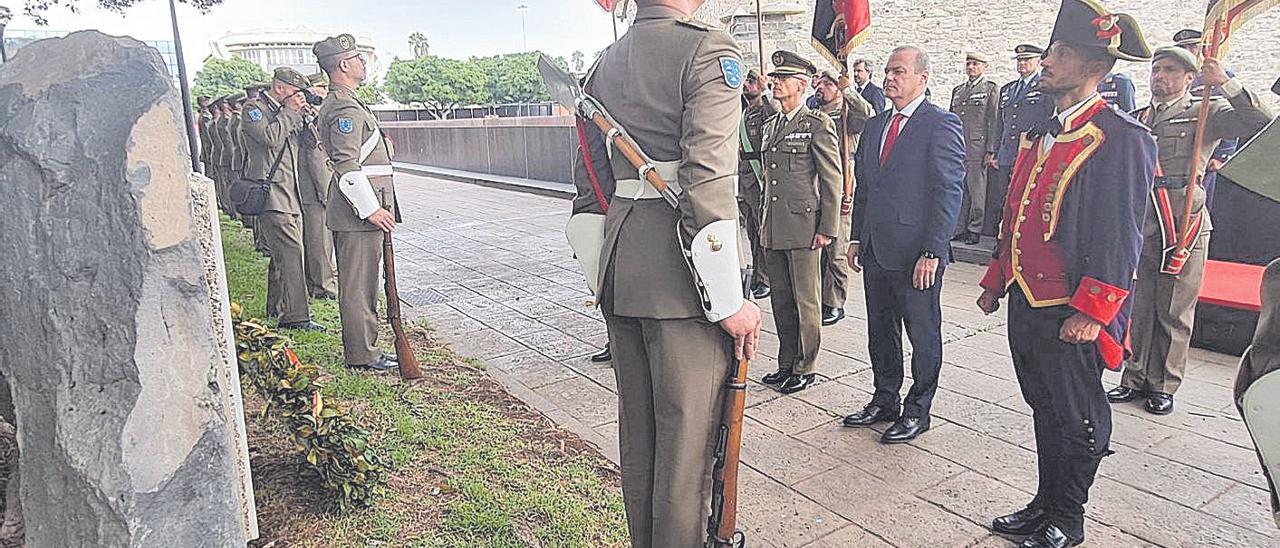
[977,1,1155,546]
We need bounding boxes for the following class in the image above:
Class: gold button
[1014,232,1021,239]
[1015,249,1023,255]
[770,164,777,168]
[1043,203,1053,212]
[1090,286,1101,295]
[772,147,777,152]
[771,196,778,202]
[1023,200,1031,205]
[771,181,777,185]
[1036,272,1045,280]
[1016,266,1023,272]
[1106,293,1117,302]
[1042,213,1051,222]
[1029,184,1037,190]
[1035,167,1043,173]
[1018,215,1026,222]
[806,207,812,212]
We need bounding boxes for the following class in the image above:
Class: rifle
[381,210,423,380]
[706,271,753,548]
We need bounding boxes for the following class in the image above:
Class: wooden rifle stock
[706,355,749,548]
[382,231,423,380]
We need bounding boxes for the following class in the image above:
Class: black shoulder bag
[229,143,288,216]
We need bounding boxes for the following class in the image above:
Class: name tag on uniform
[1167,117,1195,124]
[971,93,988,100]
[785,132,812,140]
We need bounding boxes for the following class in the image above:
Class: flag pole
[1173,18,1222,264]
[755,0,766,73]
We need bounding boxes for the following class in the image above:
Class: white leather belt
[613,160,680,200]
[362,164,393,176]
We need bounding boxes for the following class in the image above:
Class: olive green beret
[273,67,310,90]
[966,52,989,64]
[226,90,247,103]
[307,72,328,87]
[313,33,358,61]
[1153,46,1199,72]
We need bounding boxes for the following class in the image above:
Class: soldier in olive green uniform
[566,3,763,545]
[758,50,843,395]
[949,52,1000,245]
[814,69,872,327]
[299,73,339,300]
[313,34,400,372]
[224,92,247,219]
[241,67,323,332]
[1108,47,1274,415]
[207,97,226,209]
[739,69,777,299]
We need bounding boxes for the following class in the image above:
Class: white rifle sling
[338,170,381,219]
[686,219,745,322]
[564,213,606,296]
[1242,370,1280,501]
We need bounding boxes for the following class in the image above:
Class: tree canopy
[192,56,268,101]
[21,0,222,25]
[470,52,552,104]
[384,55,486,119]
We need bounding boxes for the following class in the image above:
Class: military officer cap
[768,50,816,78]
[1049,0,1152,62]
[1013,44,1045,59]
[313,33,358,61]
[966,52,989,64]
[272,66,311,91]
[1173,28,1202,47]
[307,72,328,88]
[1153,46,1199,72]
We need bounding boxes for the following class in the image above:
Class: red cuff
[1069,276,1129,326]
[980,263,1006,293]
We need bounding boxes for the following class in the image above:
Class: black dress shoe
[751,284,771,300]
[279,320,327,332]
[778,374,815,394]
[962,232,981,245]
[312,290,338,300]
[590,345,612,363]
[951,233,970,242]
[821,306,845,326]
[881,416,930,443]
[762,370,791,385]
[348,356,398,373]
[1145,392,1174,415]
[992,507,1049,536]
[1018,524,1081,548]
[842,404,900,427]
[1106,385,1143,403]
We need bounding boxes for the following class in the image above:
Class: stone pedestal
[0,31,254,546]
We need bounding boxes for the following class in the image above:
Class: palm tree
[408,32,430,59]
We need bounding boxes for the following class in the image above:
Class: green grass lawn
[222,217,628,547]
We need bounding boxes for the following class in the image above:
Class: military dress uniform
[207,99,226,210]
[817,71,872,321]
[314,35,400,369]
[1097,72,1135,112]
[225,92,248,219]
[738,75,778,296]
[980,4,1155,545]
[566,7,747,546]
[1116,47,1275,411]
[299,74,339,299]
[758,51,842,391]
[989,47,1055,236]
[242,67,314,328]
[950,55,1001,240]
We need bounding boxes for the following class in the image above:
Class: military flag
[593,0,619,11]
[1201,0,1279,57]
[811,0,872,69]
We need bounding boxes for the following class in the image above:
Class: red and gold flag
[811,0,872,69]
[1201,0,1278,57]
[593,0,619,12]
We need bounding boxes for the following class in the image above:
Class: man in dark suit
[842,45,966,443]
[852,58,887,114]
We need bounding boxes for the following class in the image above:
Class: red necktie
[880,113,905,166]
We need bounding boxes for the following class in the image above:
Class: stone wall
[699,0,1280,110]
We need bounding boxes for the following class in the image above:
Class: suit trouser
[333,230,383,366]
[863,245,944,417]
[1007,288,1111,542]
[764,247,823,375]
[983,166,1012,237]
[604,312,730,548]
[737,196,769,288]
[301,202,338,296]
[956,160,987,235]
[821,213,853,309]
[259,212,310,324]
[1124,231,1209,395]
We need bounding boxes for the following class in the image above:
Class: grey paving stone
[919,470,1033,529]
[931,391,1037,446]
[793,378,872,414]
[1087,477,1274,548]
[739,418,844,487]
[911,423,1040,494]
[1200,482,1280,538]
[513,328,598,360]
[737,465,850,548]
[936,365,1024,408]
[796,421,966,493]
[1098,450,1236,509]
[440,325,528,361]
[801,525,891,548]
[485,349,581,390]
[532,376,618,429]
[1148,431,1271,490]
[748,393,841,436]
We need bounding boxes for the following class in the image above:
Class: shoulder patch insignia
[338,117,354,134]
[247,108,262,122]
[720,57,743,89]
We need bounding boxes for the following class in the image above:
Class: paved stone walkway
[390,173,1277,548]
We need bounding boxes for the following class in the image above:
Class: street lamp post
[517,4,528,51]
[0,5,12,64]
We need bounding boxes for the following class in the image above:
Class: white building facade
[211,26,378,77]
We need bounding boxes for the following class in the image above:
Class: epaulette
[806,109,833,123]
[676,18,712,31]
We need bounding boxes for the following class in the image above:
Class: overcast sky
[6,0,623,77]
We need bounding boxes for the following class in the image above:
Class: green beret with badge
[768,50,817,78]
[1152,46,1199,72]
[307,72,328,88]
[313,33,358,61]
[273,66,311,91]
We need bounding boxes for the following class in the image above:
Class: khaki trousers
[957,160,988,235]
[301,202,337,296]
[821,212,853,309]
[738,195,769,288]
[604,313,731,548]
[1124,231,1209,395]
[260,212,309,324]
[765,247,823,374]
[333,231,384,366]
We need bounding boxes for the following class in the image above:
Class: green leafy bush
[232,303,386,510]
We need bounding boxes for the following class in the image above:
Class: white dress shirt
[879,91,928,153]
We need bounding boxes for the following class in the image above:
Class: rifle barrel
[383,231,424,380]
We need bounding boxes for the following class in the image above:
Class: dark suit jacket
[851,99,966,271]
[859,82,887,115]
